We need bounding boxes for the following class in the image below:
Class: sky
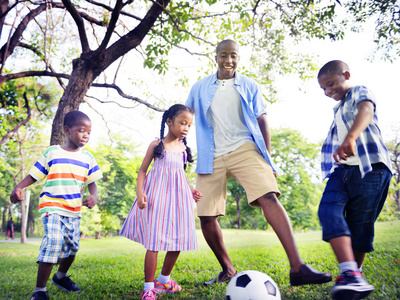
[81,25,400,155]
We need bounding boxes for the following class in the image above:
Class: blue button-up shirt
[186,71,282,175]
[321,85,392,180]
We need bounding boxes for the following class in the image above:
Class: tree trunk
[49,0,171,145]
[1,208,6,232]
[19,142,27,243]
[50,55,97,145]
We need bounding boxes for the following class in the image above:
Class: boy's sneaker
[154,279,182,293]
[141,289,157,300]
[331,271,374,300]
[51,274,81,292]
[30,291,49,300]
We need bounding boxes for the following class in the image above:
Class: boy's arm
[10,175,37,203]
[257,114,271,154]
[333,101,374,163]
[82,182,98,209]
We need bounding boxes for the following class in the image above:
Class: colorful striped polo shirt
[29,145,102,218]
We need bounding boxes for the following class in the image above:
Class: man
[186,39,332,286]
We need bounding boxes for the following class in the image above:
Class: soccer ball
[225,270,281,300]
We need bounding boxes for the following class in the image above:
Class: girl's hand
[137,193,148,209]
[82,195,97,209]
[192,189,202,203]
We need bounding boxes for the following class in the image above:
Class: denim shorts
[37,213,81,264]
[318,163,391,252]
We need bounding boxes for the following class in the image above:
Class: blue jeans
[318,163,391,252]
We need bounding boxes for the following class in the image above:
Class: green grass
[1,221,399,299]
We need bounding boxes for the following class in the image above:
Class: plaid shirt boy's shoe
[30,291,49,300]
[141,289,157,300]
[51,274,81,292]
[154,279,182,293]
[331,271,374,300]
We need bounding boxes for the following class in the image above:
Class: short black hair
[216,39,238,54]
[318,60,350,78]
[64,110,91,128]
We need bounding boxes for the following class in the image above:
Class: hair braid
[182,137,194,167]
[153,110,169,158]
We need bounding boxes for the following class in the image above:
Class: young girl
[120,104,202,300]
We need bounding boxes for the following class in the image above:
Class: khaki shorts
[196,142,280,216]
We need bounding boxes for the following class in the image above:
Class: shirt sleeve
[354,86,376,109]
[86,157,102,185]
[29,153,48,182]
[252,82,267,118]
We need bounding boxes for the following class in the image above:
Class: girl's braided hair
[153,104,194,166]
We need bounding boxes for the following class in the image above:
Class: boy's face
[215,42,240,80]
[318,71,351,101]
[64,119,92,150]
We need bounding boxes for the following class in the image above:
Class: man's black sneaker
[30,291,49,300]
[51,274,81,292]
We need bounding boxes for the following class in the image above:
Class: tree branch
[84,0,142,22]
[97,0,124,53]
[17,41,67,89]
[90,82,164,112]
[0,92,32,147]
[0,70,69,85]
[0,2,64,66]
[61,0,90,53]
[100,0,171,71]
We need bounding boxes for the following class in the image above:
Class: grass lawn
[1,221,399,299]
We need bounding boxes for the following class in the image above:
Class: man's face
[215,41,240,80]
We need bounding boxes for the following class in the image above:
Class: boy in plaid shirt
[317,60,392,300]
[10,111,102,300]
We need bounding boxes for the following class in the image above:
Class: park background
[1,0,400,299]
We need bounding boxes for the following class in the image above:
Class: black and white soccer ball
[225,270,281,300]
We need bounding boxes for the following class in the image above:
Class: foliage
[271,127,323,230]
[342,0,400,61]
[80,206,102,238]
[91,138,142,220]
[382,131,400,220]
[0,77,59,234]
[1,221,399,299]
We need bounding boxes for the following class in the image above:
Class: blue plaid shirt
[321,85,392,180]
[186,71,282,175]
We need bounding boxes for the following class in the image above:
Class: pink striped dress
[120,149,198,251]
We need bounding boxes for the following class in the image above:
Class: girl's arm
[10,175,37,203]
[136,140,158,209]
[82,182,98,209]
[333,101,374,163]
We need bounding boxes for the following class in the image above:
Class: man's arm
[257,113,271,154]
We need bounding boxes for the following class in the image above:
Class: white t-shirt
[207,78,253,158]
[335,107,360,165]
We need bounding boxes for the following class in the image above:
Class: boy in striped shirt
[10,110,102,300]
